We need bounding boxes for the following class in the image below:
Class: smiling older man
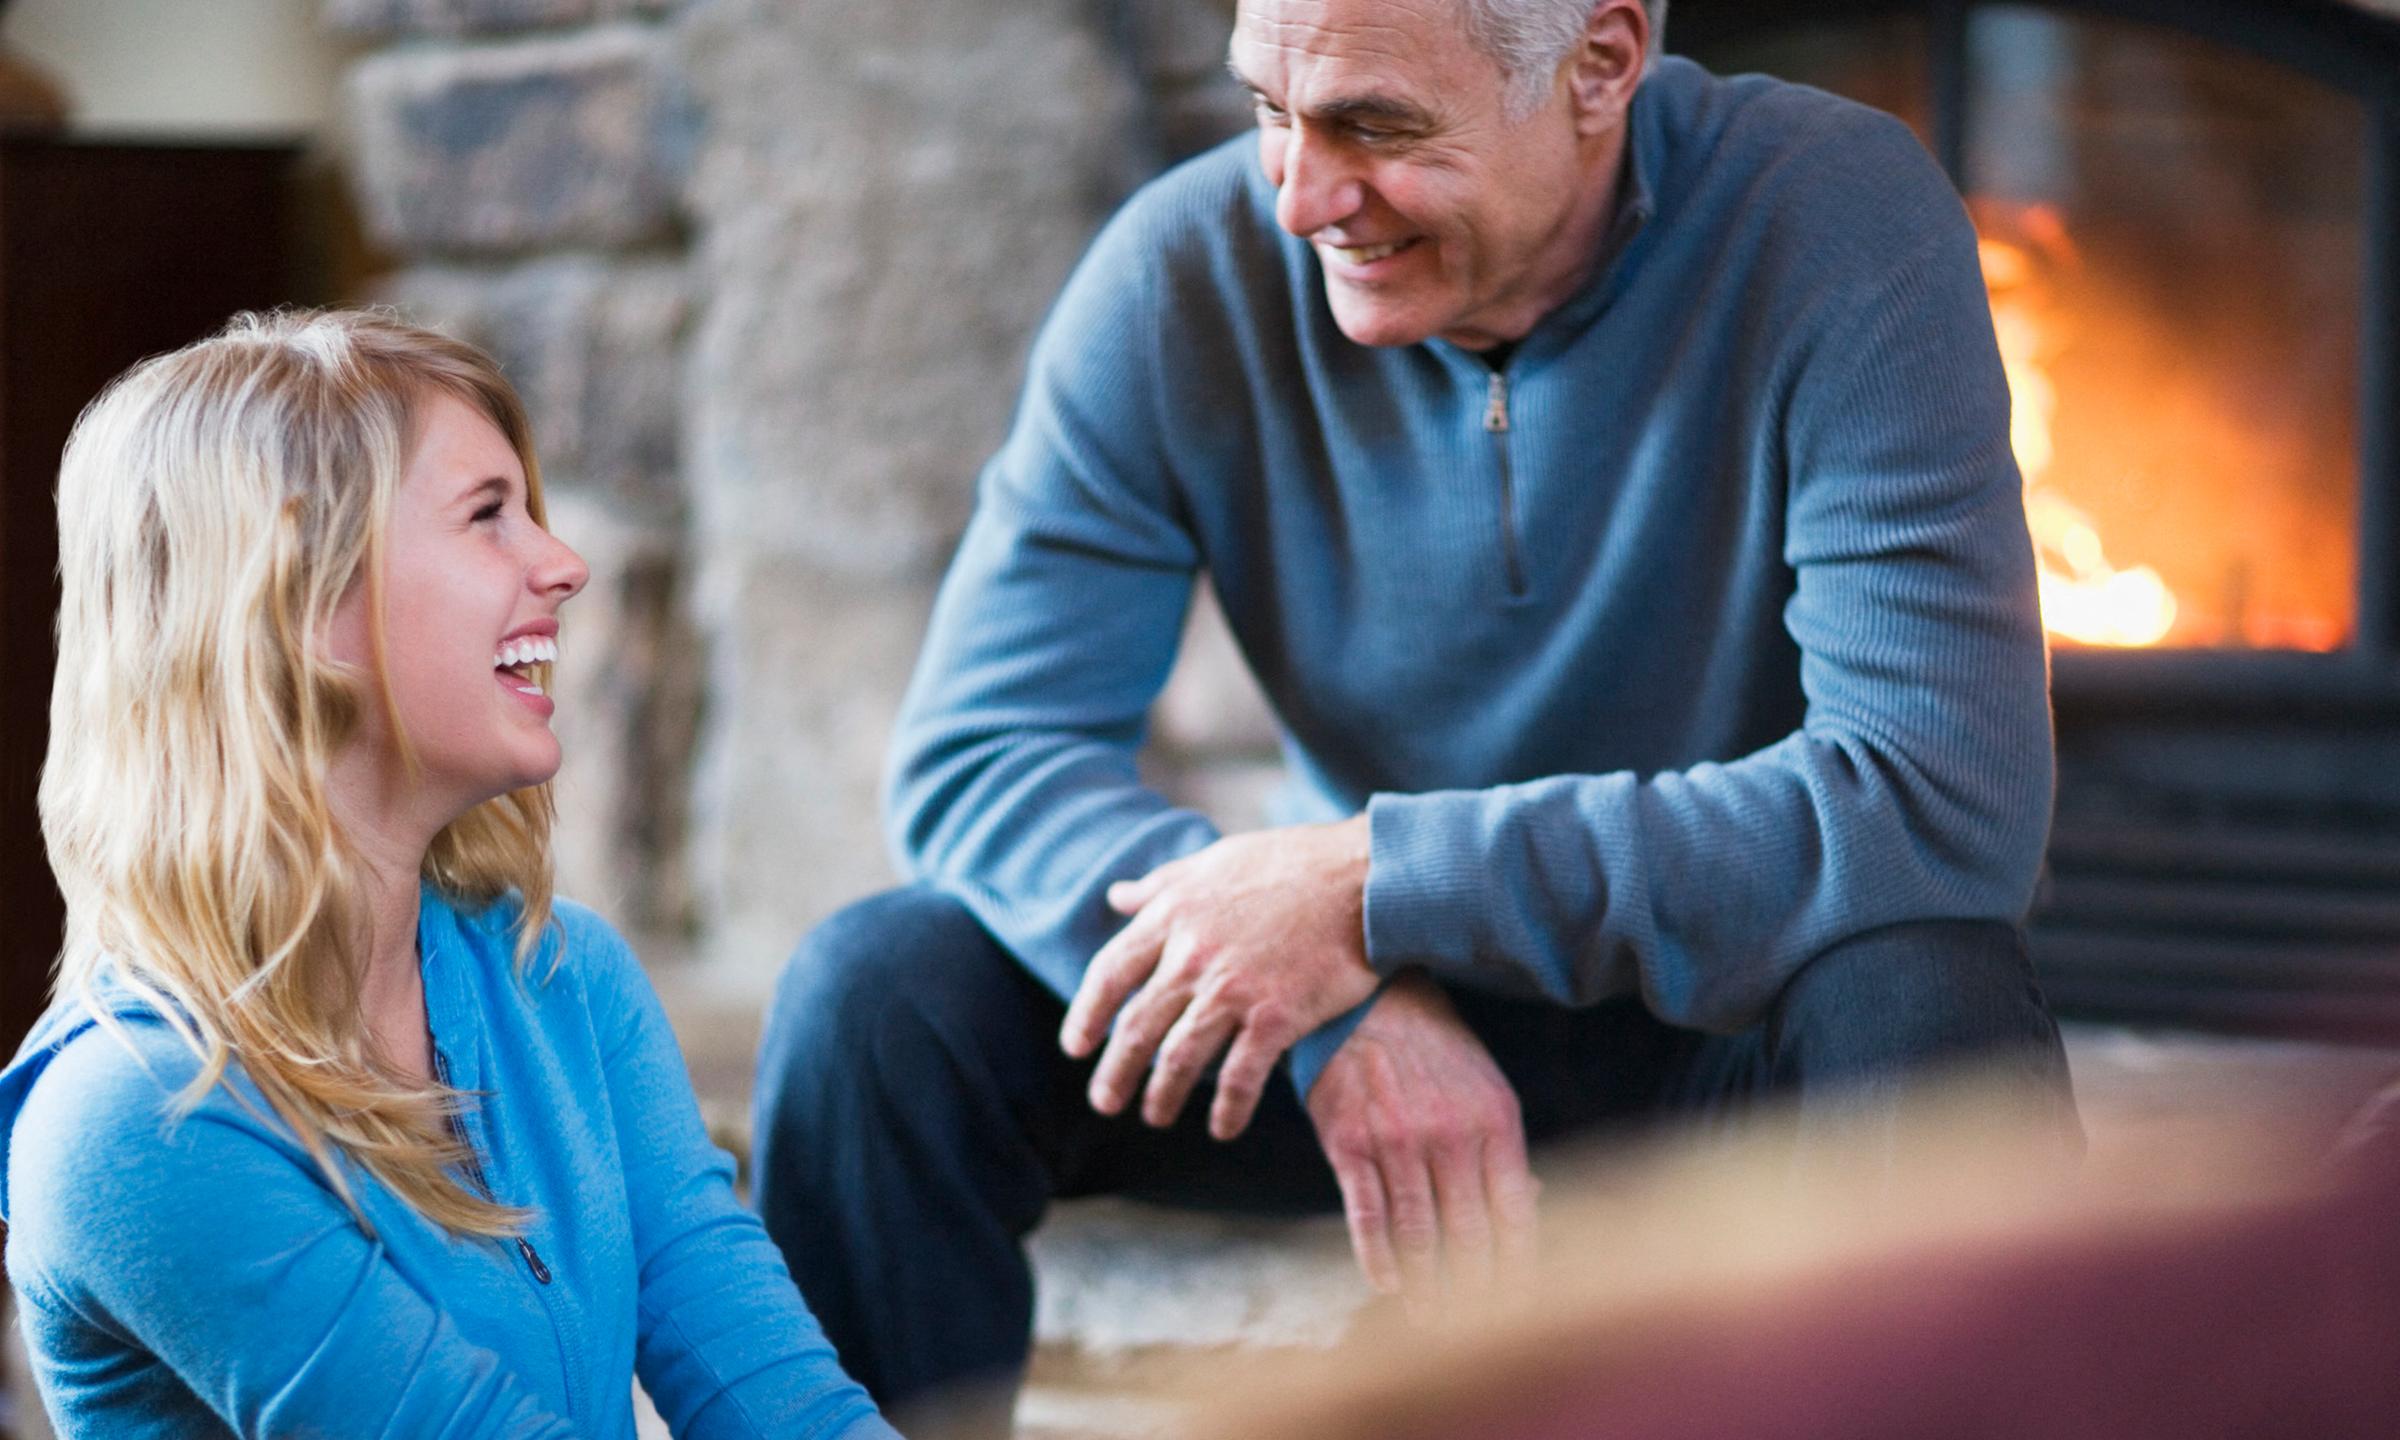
[752,0,2078,1424]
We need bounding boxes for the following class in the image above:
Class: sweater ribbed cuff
[1362,790,1486,983]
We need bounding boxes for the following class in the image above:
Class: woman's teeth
[493,636,559,670]
[495,635,556,696]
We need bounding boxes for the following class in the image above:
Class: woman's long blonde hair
[41,309,560,1238]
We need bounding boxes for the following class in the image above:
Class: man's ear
[1566,0,1648,136]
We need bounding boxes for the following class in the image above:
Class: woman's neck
[353,841,435,1085]
[328,747,441,1084]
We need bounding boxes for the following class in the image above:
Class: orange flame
[1979,207,2178,648]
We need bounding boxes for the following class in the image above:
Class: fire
[1978,206,2178,648]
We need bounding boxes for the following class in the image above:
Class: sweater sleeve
[885,195,1222,1003]
[1362,214,2054,1031]
[3,1026,581,1439]
[573,920,897,1440]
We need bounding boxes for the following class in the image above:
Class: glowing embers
[1975,198,2352,652]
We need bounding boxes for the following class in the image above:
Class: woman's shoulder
[547,894,635,963]
[13,1006,210,1138]
[2,1006,308,1278]
[542,898,662,1040]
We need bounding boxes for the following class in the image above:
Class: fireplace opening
[1963,10,2365,654]
[1692,3,2370,653]
[1678,0,2400,1034]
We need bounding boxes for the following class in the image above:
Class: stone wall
[335,0,1270,988]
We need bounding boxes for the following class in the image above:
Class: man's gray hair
[1460,0,1668,120]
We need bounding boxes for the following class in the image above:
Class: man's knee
[1769,919,2066,1081]
[762,887,1013,1098]
[756,884,1073,1151]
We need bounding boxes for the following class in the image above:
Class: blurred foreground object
[1179,1070,2400,1440]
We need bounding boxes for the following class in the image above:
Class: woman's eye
[473,501,504,523]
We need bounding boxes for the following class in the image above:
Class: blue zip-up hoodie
[0,888,898,1440]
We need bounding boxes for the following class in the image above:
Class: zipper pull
[516,1237,553,1285]
[1484,370,1510,433]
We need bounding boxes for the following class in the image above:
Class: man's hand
[1062,816,1380,1141]
[1306,974,1537,1314]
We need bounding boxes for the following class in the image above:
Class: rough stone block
[676,0,1138,579]
[325,0,685,39]
[377,254,689,523]
[1156,75,1255,166]
[539,492,700,932]
[347,24,697,256]
[1129,0,1251,162]
[1131,0,1236,83]
[682,559,934,978]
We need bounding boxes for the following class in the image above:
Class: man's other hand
[1306,974,1538,1315]
[1062,816,1380,1141]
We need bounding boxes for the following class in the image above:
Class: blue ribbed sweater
[888,57,2053,1094]
[0,890,896,1440]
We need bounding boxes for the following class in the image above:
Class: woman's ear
[1567,0,1649,138]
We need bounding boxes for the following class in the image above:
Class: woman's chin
[450,753,564,819]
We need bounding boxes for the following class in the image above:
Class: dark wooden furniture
[0,138,301,1063]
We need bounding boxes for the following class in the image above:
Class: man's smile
[1317,236,1425,272]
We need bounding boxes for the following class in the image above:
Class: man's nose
[1272,125,1362,239]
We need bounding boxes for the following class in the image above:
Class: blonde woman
[0,311,899,1440]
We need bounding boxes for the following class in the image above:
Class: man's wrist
[1286,973,1393,1105]
[1328,810,1373,962]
